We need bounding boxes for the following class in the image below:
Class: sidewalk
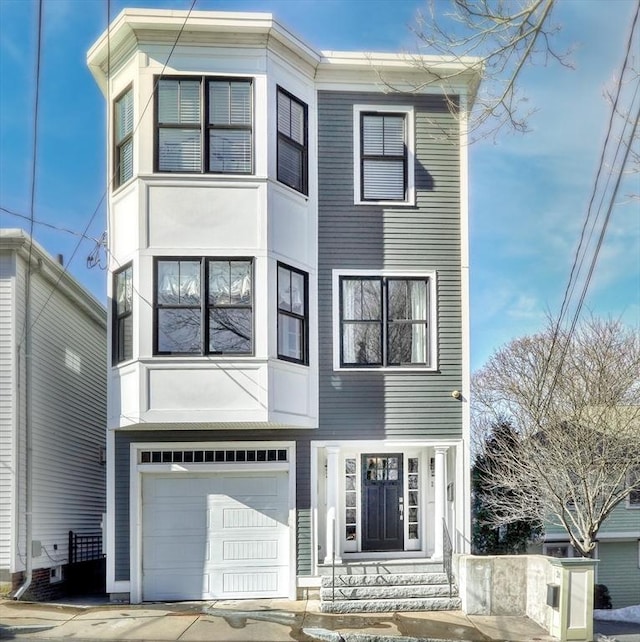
[0,597,557,641]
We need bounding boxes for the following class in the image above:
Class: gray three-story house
[88,9,480,606]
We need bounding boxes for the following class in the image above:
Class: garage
[141,470,290,600]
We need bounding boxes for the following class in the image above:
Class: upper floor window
[155,257,253,355]
[334,270,436,370]
[353,105,415,205]
[277,263,308,364]
[113,264,133,364]
[156,77,252,174]
[114,87,133,187]
[277,87,308,194]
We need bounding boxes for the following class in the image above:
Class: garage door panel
[141,471,290,601]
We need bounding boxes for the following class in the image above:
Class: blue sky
[1,0,638,371]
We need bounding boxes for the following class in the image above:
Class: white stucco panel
[147,184,262,250]
[270,365,310,418]
[111,186,139,262]
[147,365,267,413]
[268,188,310,266]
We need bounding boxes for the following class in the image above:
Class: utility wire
[537,1,640,418]
[26,0,198,335]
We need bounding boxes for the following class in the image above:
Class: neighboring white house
[0,229,107,599]
[87,9,480,607]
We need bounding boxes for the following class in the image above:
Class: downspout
[14,259,38,600]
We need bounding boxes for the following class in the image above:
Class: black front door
[361,454,404,551]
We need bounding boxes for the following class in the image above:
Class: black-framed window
[339,276,429,367]
[277,263,308,364]
[277,87,307,194]
[629,467,640,507]
[114,87,133,187]
[156,77,252,174]
[360,112,407,201]
[155,258,253,355]
[113,264,133,364]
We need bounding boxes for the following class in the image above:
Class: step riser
[317,563,443,576]
[321,572,448,588]
[320,597,462,614]
[321,585,453,600]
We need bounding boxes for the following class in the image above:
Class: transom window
[277,87,308,194]
[277,263,308,364]
[114,87,133,187]
[154,258,253,355]
[156,77,252,174]
[338,274,433,368]
[140,448,288,464]
[113,264,133,364]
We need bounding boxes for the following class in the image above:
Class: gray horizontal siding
[317,90,463,440]
[114,430,311,581]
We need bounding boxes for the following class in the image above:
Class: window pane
[117,315,133,362]
[157,261,200,305]
[209,260,251,305]
[119,139,133,184]
[209,129,251,173]
[342,279,381,321]
[116,89,133,142]
[388,280,427,321]
[278,313,302,360]
[342,322,381,365]
[278,138,303,191]
[381,116,405,154]
[159,80,200,124]
[362,115,384,155]
[209,80,251,125]
[158,308,201,353]
[116,267,132,314]
[209,308,251,353]
[278,266,291,312]
[159,128,201,172]
[291,271,305,315]
[363,159,404,200]
[277,91,290,136]
[388,322,427,365]
[289,99,304,145]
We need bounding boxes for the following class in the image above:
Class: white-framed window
[277,87,307,194]
[332,269,437,371]
[353,104,415,205]
[154,257,253,355]
[156,76,253,174]
[114,86,133,187]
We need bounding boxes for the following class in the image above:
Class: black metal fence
[68,530,104,564]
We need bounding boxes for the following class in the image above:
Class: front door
[361,454,404,551]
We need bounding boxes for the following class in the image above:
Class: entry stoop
[318,561,461,614]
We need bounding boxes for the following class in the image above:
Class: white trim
[128,439,295,603]
[331,269,438,372]
[105,429,117,594]
[352,104,415,206]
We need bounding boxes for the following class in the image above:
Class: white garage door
[141,471,290,600]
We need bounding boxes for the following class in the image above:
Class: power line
[26,0,198,335]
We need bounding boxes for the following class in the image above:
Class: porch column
[324,446,341,564]
[432,446,448,560]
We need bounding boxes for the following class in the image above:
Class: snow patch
[594,604,640,624]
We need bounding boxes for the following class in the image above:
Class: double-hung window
[353,105,414,204]
[277,87,308,194]
[337,272,434,368]
[155,258,253,355]
[277,263,308,364]
[113,264,133,364]
[114,87,133,187]
[628,467,640,508]
[156,77,252,174]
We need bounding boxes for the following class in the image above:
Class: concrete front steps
[318,560,460,614]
